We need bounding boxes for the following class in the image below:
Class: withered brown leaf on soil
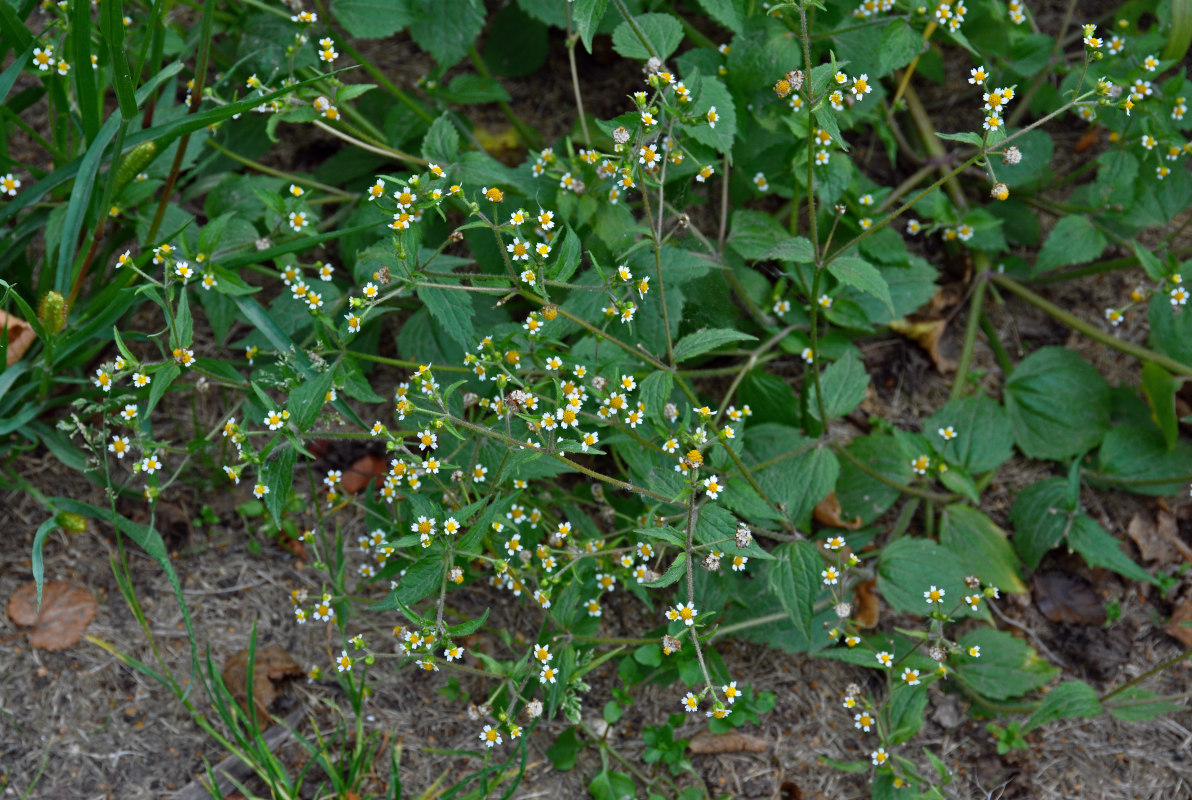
[813,490,862,530]
[7,580,97,650]
[1032,571,1106,625]
[887,318,956,373]
[0,310,37,368]
[221,645,301,718]
[340,454,387,494]
[852,579,880,629]
[1164,593,1192,648]
[1126,512,1179,564]
[688,730,767,754]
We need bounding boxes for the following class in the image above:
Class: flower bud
[37,291,67,335]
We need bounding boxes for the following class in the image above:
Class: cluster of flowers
[527,59,718,209]
[1104,274,1188,331]
[850,0,896,19]
[933,1,967,32]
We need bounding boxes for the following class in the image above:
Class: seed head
[1003,146,1022,165]
[834,602,852,619]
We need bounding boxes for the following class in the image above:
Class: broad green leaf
[1140,362,1180,451]
[813,105,848,151]
[1132,240,1166,282]
[954,629,1058,701]
[611,13,684,60]
[1008,478,1072,570]
[939,505,1026,593]
[645,553,688,588]
[807,350,869,423]
[1024,680,1102,733]
[693,0,745,33]
[1147,293,1192,367]
[744,424,837,521]
[727,210,789,260]
[439,74,510,104]
[1068,515,1156,585]
[764,541,822,641]
[639,370,673,421]
[1094,424,1192,496]
[879,19,921,73]
[408,0,484,67]
[261,445,297,526]
[589,770,636,800]
[828,256,894,315]
[936,131,984,147]
[550,225,582,282]
[835,433,913,525]
[422,112,460,164]
[763,236,815,264]
[417,283,476,350]
[686,74,737,154]
[886,684,928,745]
[877,538,976,618]
[371,553,448,609]
[1004,347,1110,460]
[482,2,549,77]
[1105,687,1182,721]
[288,368,336,430]
[1035,215,1107,274]
[334,0,414,38]
[673,327,757,362]
[573,0,609,52]
[738,370,799,427]
[925,393,1015,473]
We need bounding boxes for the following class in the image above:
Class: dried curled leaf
[852,579,880,629]
[7,580,97,650]
[1032,571,1105,625]
[813,490,863,530]
[888,317,955,373]
[0,309,37,367]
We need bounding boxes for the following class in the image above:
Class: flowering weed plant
[4,0,1192,797]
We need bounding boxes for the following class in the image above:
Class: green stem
[833,442,956,503]
[990,272,1192,377]
[979,308,1014,373]
[949,264,988,401]
[1101,647,1192,701]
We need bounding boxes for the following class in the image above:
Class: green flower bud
[37,291,67,335]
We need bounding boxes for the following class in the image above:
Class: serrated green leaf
[1094,424,1192,496]
[550,225,582,282]
[807,350,869,423]
[687,74,736,154]
[611,13,683,60]
[639,370,673,421]
[1068,514,1156,585]
[1105,686,1182,721]
[1004,347,1110,460]
[334,0,414,38]
[416,283,475,350]
[673,327,757,362]
[1008,478,1072,570]
[1140,362,1180,451]
[1024,680,1102,733]
[813,105,848,151]
[954,628,1059,700]
[877,538,976,618]
[936,131,984,146]
[925,393,1015,473]
[572,0,609,52]
[763,236,815,263]
[828,256,894,315]
[288,368,335,430]
[693,0,744,33]
[422,112,459,164]
[408,0,484,67]
[886,683,928,745]
[1035,215,1107,274]
[261,445,297,525]
[939,505,1026,593]
[371,553,447,610]
[646,552,688,588]
[764,541,822,640]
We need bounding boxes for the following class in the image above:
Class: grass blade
[71,0,100,141]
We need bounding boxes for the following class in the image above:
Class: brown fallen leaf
[888,317,955,373]
[221,645,301,718]
[1032,571,1105,625]
[852,579,880,629]
[813,490,862,530]
[1164,593,1192,648]
[0,310,37,368]
[340,454,387,494]
[1126,512,1179,564]
[688,731,767,754]
[7,580,97,650]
